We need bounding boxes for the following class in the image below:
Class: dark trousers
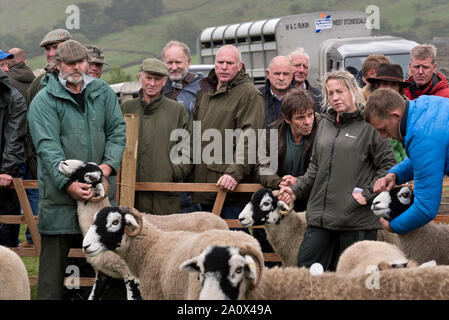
[0,189,21,247]
[37,234,126,300]
[298,226,378,271]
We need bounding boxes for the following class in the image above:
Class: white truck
[197,10,418,87]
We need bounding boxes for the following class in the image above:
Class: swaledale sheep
[335,240,419,276]
[59,160,229,300]
[0,245,30,300]
[82,206,264,300]
[239,188,400,267]
[182,244,449,300]
[372,185,449,265]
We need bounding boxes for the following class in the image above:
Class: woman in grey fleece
[279,70,397,271]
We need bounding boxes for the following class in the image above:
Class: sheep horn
[123,206,143,237]
[238,244,264,290]
[272,189,294,215]
[89,177,110,203]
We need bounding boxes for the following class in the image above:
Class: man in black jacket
[288,48,322,113]
[260,56,294,128]
[0,69,27,247]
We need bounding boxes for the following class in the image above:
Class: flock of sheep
[2,160,449,300]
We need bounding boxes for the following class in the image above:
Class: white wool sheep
[335,240,418,276]
[82,206,264,300]
[59,159,228,300]
[239,188,306,267]
[372,185,449,265]
[239,188,401,267]
[182,244,449,300]
[0,245,30,300]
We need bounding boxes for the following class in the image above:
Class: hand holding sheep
[373,172,398,193]
[66,181,94,201]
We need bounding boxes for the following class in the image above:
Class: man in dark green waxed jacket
[121,58,192,215]
[28,40,126,300]
[191,45,264,218]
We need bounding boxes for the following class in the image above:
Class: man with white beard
[28,40,126,300]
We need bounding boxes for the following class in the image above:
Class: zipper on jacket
[321,122,341,227]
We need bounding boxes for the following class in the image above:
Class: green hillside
[1,0,448,83]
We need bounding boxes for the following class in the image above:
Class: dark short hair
[281,88,315,120]
[364,88,405,123]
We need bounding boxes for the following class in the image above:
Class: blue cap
[0,50,13,60]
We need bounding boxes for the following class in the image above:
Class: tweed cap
[40,29,72,48]
[140,58,168,76]
[54,40,88,64]
[86,45,109,65]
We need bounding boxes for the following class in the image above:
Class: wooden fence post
[119,114,139,207]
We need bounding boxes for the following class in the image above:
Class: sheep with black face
[82,206,263,300]
[239,188,400,267]
[238,188,306,267]
[59,160,229,300]
[372,185,449,265]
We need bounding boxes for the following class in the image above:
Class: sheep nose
[83,244,91,252]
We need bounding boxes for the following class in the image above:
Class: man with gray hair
[121,57,192,215]
[28,39,126,300]
[404,44,449,99]
[161,40,203,117]
[288,48,322,113]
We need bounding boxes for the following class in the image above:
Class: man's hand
[278,186,296,203]
[352,192,367,205]
[279,175,297,187]
[380,217,394,233]
[66,181,93,201]
[373,172,397,193]
[99,164,113,179]
[0,174,13,187]
[217,174,238,192]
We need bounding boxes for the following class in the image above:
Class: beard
[60,70,84,85]
[168,68,188,82]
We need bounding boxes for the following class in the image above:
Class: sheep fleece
[0,245,30,300]
[121,223,262,300]
[247,265,449,299]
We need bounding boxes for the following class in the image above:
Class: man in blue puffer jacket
[364,88,449,234]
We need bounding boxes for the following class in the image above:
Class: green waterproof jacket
[28,74,126,235]
[121,92,192,215]
[291,107,397,231]
[191,66,264,206]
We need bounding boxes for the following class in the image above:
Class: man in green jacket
[121,58,192,215]
[28,40,126,299]
[191,45,264,218]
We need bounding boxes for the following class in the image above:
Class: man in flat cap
[86,45,108,79]
[28,40,126,300]
[26,28,72,105]
[121,58,192,215]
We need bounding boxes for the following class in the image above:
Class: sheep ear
[377,261,391,271]
[179,257,201,273]
[243,255,257,282]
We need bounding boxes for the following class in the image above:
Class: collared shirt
[270,87,284,119]
[58,73,95,94]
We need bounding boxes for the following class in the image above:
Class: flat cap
[54,40,88,64]
[40,29,72,48]
[140,58,168,76]
[86,45,109,65]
